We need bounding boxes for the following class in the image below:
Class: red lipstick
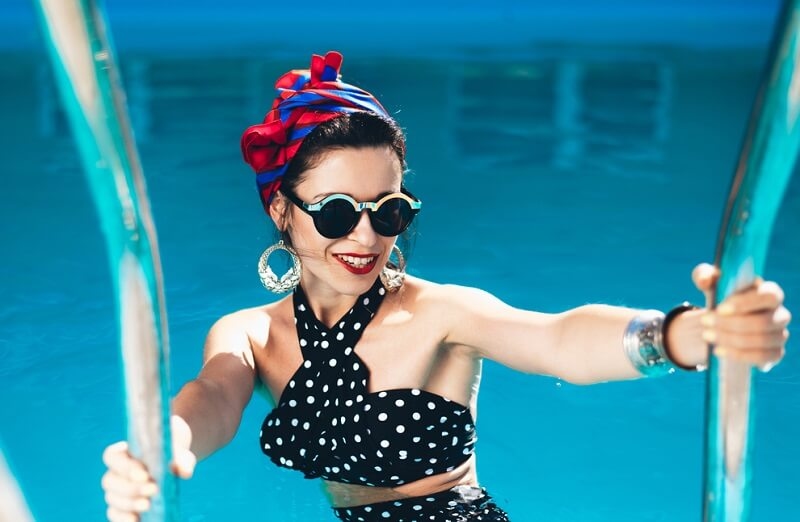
[334,253,379,275]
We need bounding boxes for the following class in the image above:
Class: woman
[101,51,791,522]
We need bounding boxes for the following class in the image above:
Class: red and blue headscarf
[241,51,391,210]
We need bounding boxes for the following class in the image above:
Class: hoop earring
[379,245,406,293]
[258,239,301,293]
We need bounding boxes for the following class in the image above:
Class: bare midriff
[322,455,478,508]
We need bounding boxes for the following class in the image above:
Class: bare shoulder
[402,276,500,311]
[403,276,555,347]
[398,276,506,331]
[203,296,291,362]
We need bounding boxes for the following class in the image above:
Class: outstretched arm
[441,264,789,384]
[442,287,666,384]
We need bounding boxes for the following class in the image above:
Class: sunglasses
[281,187,422,239]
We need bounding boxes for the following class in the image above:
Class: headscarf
[240,51,391,210]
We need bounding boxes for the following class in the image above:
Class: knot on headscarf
[241,51,391,210]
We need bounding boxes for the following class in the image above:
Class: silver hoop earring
[258,239,301,294]
[379,245,406,293]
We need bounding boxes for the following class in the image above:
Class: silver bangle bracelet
[623,310,676,377]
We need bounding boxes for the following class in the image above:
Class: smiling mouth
[334,255,377,268]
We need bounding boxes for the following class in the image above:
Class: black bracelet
[662,302,703,371]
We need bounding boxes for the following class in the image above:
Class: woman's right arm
[172,311,258,459]
[102,311,260,521]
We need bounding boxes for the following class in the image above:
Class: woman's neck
[298,278,365,328]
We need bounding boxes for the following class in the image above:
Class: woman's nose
[348,210,378,245]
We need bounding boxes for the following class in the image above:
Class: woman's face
[278,146,403,297]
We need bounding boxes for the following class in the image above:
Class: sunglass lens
[315,198,358,238]
[372,198,414,236]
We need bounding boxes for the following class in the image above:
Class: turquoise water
[2,4,800,521]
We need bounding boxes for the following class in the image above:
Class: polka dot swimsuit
[259,279,478,487]
[333,485,510,521]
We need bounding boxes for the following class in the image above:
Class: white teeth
[337,255,376,267]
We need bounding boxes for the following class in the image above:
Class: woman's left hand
[691,263,791,372]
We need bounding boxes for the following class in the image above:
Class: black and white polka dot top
[259,278,477,487]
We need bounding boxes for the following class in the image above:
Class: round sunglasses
[281,188,422,239]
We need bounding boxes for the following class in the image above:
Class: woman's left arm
[440,264,790,384]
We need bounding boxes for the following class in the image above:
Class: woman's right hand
[101,440,196,521]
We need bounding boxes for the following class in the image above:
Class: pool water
[1,4,799,522]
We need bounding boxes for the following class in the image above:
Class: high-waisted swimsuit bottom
[332,485,510,522]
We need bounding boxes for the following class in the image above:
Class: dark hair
[280,111,407,195]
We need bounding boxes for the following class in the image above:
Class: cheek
[286,210,312,242]
[380,237,398,258]
[289,219,333,258]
